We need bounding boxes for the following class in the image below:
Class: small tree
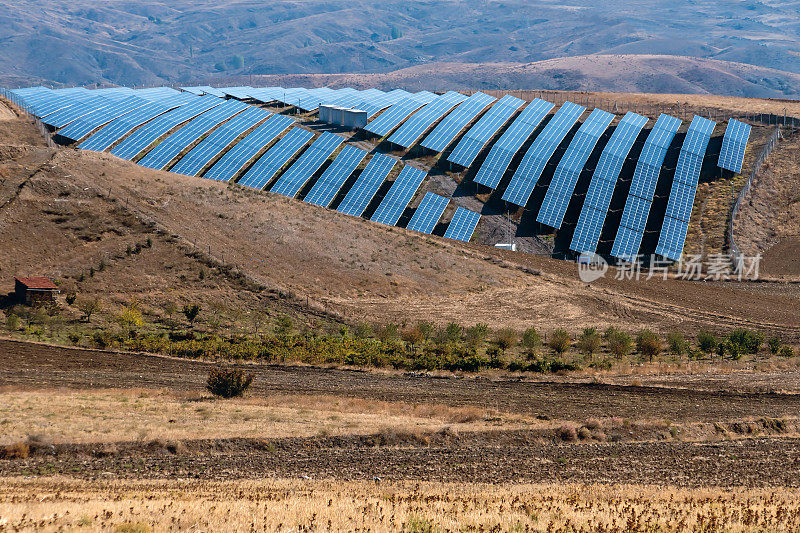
[401,326,424,352]
[77,298,101,323]
[697,330,717,355]
[417,321,435,341]
[377,323,400,344]
[443,322,463,344]
[779,345,795,358]
[117,300,144,336]
[520,327,542,356]
[768,337,782,355]
[549,329,571,356]
[353,322,374,339]
[607,330,633,359]
[206,366,253,398]
[182,304,201,326]
[465,323,490,348]
[577,328,602,360]
[494,328,518,354]
[636,329,663,362]
[667,331,688,357]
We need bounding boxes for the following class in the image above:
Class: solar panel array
[271,132,345,197]
[570,112,648,254]
[238,128,315,190]
[336,154,397,217]
[447,94,525,168]
[419,92,497,152]
[138,100,249,170]
[57,95,150,141]
[111,96,223,160]
[171,107,271,177]
[371,166,427,226]
[610,114,682,260]
[203,114,295,181]
[718,119,752,173]
[443,207,481,242]
[655,115,716,261]
[364,99,429,137]
[304,145,368,207]
[406,192,450,234]
[536,109,615,229]
[502,101,586,207]
[473,99,555,189]
[388,91,468,148]
[79,100,181,152]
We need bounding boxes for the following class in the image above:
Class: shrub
[401,326,424,348]
[698,330,717,354]
[274,315,293,337]
[65,293,77,305]
[442,322,463,344]
[5,313,20,331]
[0,442,30,459]
[520,326,542,354]
[493,328,518,353]
[206,366,254,398]
[558,424,578,442]
[377,323,400,344]
[417,321,435,341]
[667,332,688,357]
[353,322,374,339]
[768,337,782,355]
[607,330,633,359]
[464,323,489,347]
[549,329,571,355]
[779,345,795,358]
[182,304,201,326]
[577,328,602,359]
[728,328,764,355]
[636,329,663,362]
[77,298,101,322]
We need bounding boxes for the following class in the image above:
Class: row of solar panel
[8,84,752,261]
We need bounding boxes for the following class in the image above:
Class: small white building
[319,105,368,129]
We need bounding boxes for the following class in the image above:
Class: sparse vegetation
[206,366,254,398]
[548,329,571,356]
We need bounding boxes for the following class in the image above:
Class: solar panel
[170,107,271,177]
[138,100,249,170]
[219,87,255,99]
[419,92,497,152]
[246,87,286,104]
[57,95,153,141]
[406,192,449,234]
[654,115,716,261]
[237,128,315,190]
[110,96,222,160]
[447,95,526,168]
[567,112,648,254]
[270,132,345,197]
[78,101,179,152]
[718,118,751,173]
[370,165,427,226]
[443,207,481,242]
[304,145,368,207]
[353,89,412,118]
[203,114,295,182]
[43,94,113,128]
[181,86,227,98]
[536,108,615,229]
[610,113,682,260]
[388,91,468,148]
[473,99,555,189]
[501,101,586,207]
[364,99,428,137]
[336,153,397,217]
[32,87,90,118]
[180,87,205,96]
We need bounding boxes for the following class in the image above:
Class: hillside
[1,96,799,340]
[2,0,800,97]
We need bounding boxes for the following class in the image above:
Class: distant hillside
[2,0,800,98]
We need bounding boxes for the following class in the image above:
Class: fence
[727,126,782,273]
[0,87,56,148]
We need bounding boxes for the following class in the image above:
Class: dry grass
[1,477,800,532]
[0,388,532,445]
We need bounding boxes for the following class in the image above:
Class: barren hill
[3,0,800,98]
[0,97,798,340]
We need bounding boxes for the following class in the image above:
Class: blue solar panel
[181,86,227,98]
[718,118,751,173]
[365,99,428,137]
[304,145,368,207]
[336,153,397,217]
[270,132,345,198]
[610,225,645,261]
[237,128,315,190]
[203,114,295,182]
[43,94,112,128]
[170,107,271,177]
[353,89,413,118]
[654,216,689,262]
[406,192,449,234]
[78,101,179,152]
[537,108,615,229]
[473,99,555,189]
[610,114,681,260]
[110,96,222,160]
[447,95,525,168]
[58,95,150,141]
[219,87,256,99]
[33,88,90,118]
[371,165,427,226]
[443,207,481,242]
[664,180,697,223]
[419,92,497,152]
[388,92,468,148]
[502,101,586,207]
[138,100,249,169]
